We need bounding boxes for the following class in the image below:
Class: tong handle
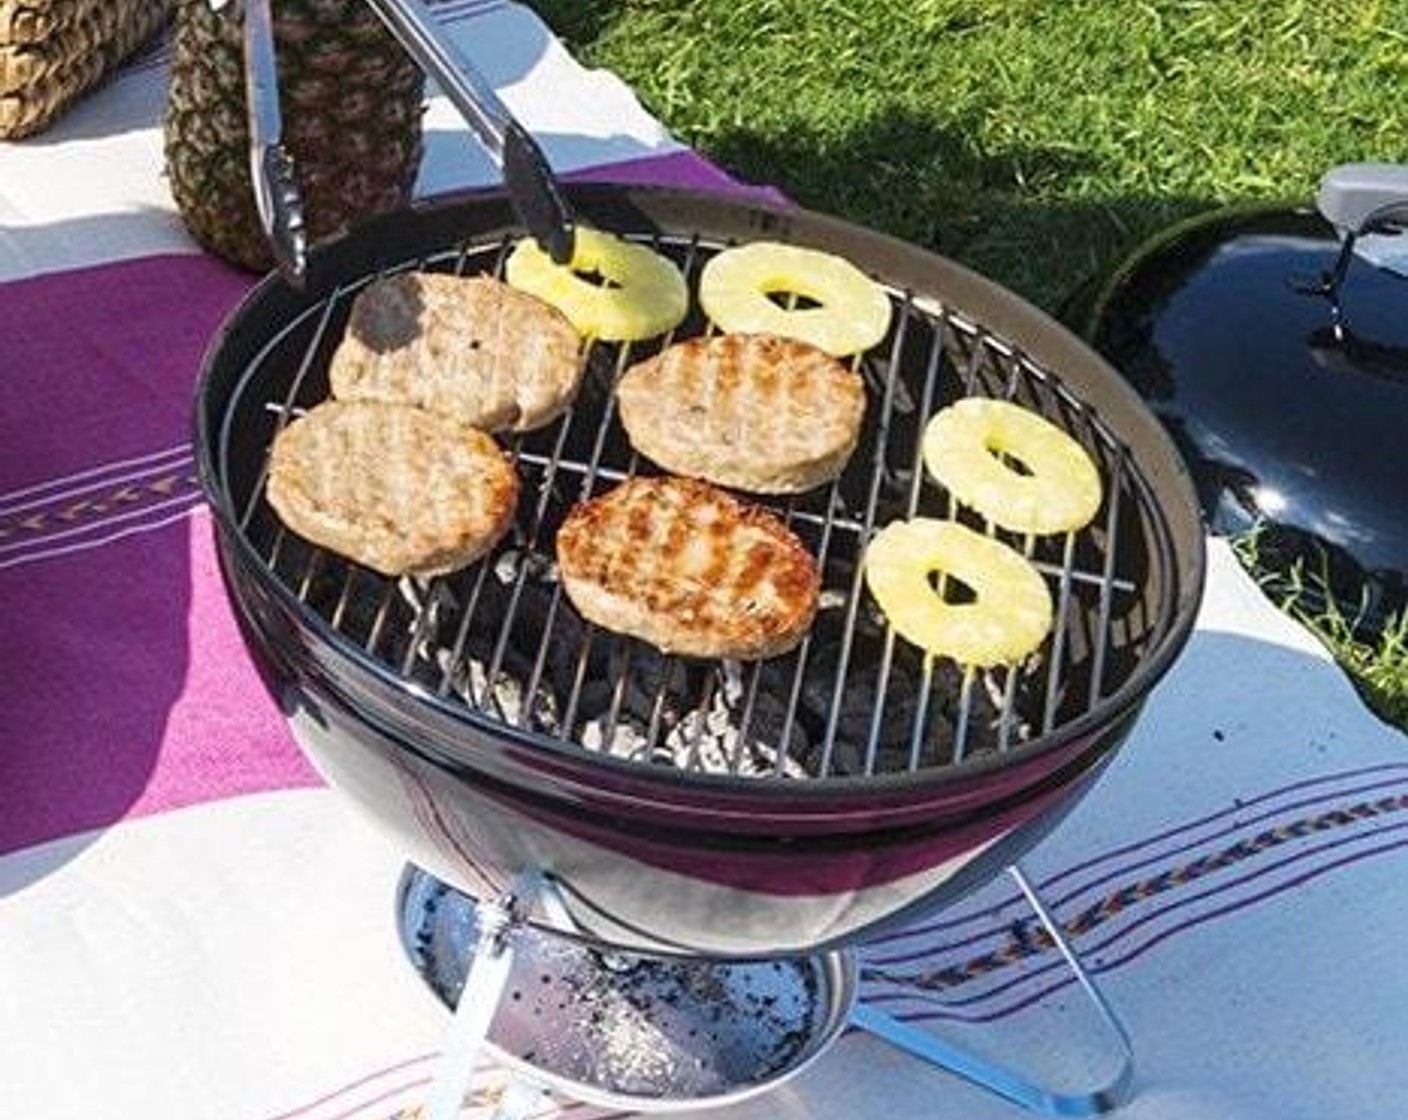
[362,0,575,263]
[242,0,308,284]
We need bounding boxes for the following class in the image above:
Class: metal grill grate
[222,231,1173,782]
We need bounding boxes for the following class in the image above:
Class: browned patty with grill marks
[329,271,583,433]
[616,333,866,493]
[556,476,820,660]
[267,399,518,578]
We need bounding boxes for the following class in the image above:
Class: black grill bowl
[196,185,1205,957]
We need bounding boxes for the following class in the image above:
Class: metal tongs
[241,0,306,281]
[239,0,575,287]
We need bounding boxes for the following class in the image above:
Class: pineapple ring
[699,241,892,357]
[922,399,1102,536]
[505,227,688,341]
[864,518,1053,667]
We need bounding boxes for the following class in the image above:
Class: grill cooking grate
[222,231,1173,782]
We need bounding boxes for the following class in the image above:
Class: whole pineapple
[163,0,425,272]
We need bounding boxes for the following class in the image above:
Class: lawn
[536,0,1408,727]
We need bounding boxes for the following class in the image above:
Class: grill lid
[1083,201,1408,634]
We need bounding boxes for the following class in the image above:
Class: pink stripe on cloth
[566,148,790,206]
[0,254,318,859]
[0,151,784,858]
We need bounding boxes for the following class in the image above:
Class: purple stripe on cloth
[871,818,1408,1024]
[0,254,319,858]
[567,148,791,207]
[257,1055,435,1120]
[891,834,1408,1026]
[0,153,784,859]
[863,760,1408,948]
[322,1079,431,1120]
[864,771,1408,966]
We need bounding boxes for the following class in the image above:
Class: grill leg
[420,878,531,1120]
[850,863,1134,1116]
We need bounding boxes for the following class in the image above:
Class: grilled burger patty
[329,272,583,433]
[556,476,821,660]
[267,399,519,578]
[616,333,866,494]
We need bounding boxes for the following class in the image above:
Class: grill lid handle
[1299,164,1408,311]
[1317,163,1408,235]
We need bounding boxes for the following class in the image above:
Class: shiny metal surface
[1316,162,1408,239]
[398,866,858,1111]
[277,676,1112,956]
[363,0,574,263]
[241,0,307,283]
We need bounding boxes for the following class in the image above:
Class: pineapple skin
[163,0,425,272]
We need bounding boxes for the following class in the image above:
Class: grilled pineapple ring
[505,228,688,341]
[923,399,1102,536]
[699,241,892,357]
[865,518,1053,667]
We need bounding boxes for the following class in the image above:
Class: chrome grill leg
[851,862,1134,1116]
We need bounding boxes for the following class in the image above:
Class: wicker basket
[1,0,171,139]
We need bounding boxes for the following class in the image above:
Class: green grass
[534,0,1408,729]
[1232,528,1408,730]
[536,0,1408,309]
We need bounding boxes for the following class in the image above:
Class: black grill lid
[1083,202,1408,633]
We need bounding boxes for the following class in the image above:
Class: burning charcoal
[435,642,560,732]
[795,735,862,777]
[623,649,695,728]
[504,581,589,684]
[415,577,565,729]
[493,547,555,586]
[580,640,697,729]
[792,630,939,776]
[739,691,810,771]
[471,655,560,730]
[399,582,472,690]
[627,673,805,777]
[569,640,706,763]
[929,659,1040,757]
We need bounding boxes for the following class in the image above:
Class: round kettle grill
[195,184,1204,1113]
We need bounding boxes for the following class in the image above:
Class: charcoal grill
[195,183,1204,1114]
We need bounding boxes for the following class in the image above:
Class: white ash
[817,588,848,612]
[397,576,476,676]
[666,689,806,778]
[580,715,654,760]
[578,668,805,778]
[435,648,561,732]
[720,659,747,706]
[493,547,557,586]
[397,575,457,621]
